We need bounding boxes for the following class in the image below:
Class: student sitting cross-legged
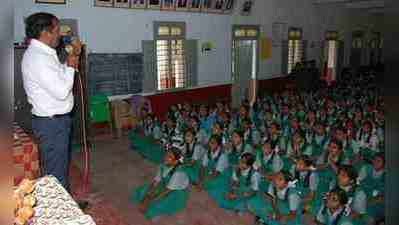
[196,135,230,204]
[248,170,303,225]
[131,148,190,221]
[218,152,261,214]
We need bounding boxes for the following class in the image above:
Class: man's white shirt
[22,39,75,117]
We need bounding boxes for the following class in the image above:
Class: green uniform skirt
[131,183,189,219]
[129,131,166,164]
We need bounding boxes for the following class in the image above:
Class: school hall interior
[13,0,386,225]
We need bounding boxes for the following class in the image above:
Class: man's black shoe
[77,200,90,211]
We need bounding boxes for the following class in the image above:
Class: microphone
[64,37,83,72]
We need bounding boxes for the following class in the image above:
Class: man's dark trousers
[32,114,72,191]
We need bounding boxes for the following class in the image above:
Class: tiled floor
[73,135,254,225]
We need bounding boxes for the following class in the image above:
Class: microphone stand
[68,41,91,197]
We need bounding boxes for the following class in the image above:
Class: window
[154,22,186,90]
[287,27,304,74]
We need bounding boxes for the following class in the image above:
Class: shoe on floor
[76,200,90,211]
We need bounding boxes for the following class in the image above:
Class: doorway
[231,25,259,109]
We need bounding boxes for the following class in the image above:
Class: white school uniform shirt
[340,185,367,215]
[202,149,229,173]
[267,184,301,211]
[22,39,75,117]
[253,152,284,173]
[289,166,319,192]
[356,130,379,152]
[181,142,205,161]
[232,168,261,191]
[227,143,253,155]
[153,166,189,190]
[316,207,353,225]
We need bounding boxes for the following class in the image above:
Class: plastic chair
[89,94,113,137]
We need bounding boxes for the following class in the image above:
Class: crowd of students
[129,70,384,225]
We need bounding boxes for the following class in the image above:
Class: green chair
[89,94,113,137]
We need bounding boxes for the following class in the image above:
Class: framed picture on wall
[208,0,223,13]
[241,0,254,16]
[114,0,130,8]
[35,0,66,4]
[175,0,189,11]
[94,0,113,7]
[188,0,201,12]
[223,0,234,14]
[161,0,175,11]
[147,0,161,9]
[131,0,146,8]
[201,0,214,12]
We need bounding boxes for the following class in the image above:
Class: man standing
[22,12,79,191]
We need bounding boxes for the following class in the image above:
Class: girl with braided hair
[197,135,230,204]
[313,188,354,225]
[219,152,261,213]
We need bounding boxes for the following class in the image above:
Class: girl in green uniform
[242,118,262,148]
[129,113,162,162]
[181,128,205,184]
[248,170,303,225]
[219,152,261,213]
[357,152,384,223]
[253,140,290,192]
[313,188,354,225]
[228,129,254,166]
[131,149,190,220]
[196,135,230,204]
[334,165,369,225]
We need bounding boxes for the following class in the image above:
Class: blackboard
[88,53,143,96]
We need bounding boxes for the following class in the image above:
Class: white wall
[230,0,357,79]
[14,0,232,86]
[14,0,375,86]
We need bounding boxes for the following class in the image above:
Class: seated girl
[242,118,262,148]
[129,113,162,162]
[219,152,260,213]
[356,152,384,223]
[254,140,290,193]
[181,128,206,184]
[334,165,369,225]
[231,104,250,129]
[199,104,217,135]
[248,170,303,225]
[143,112,161,140]
[290,155,318,202]
[188,116,208,147]
[286,131,307,160]
[290,156,328,217]
[311,123,330,159]
[334,126,355,165]
[211,121,231,147]
[137,116,182,164]
[268,122,287,153]
[356,120,380,162]
[227,129,254,166]
[313,188,354,225]
[131,149,190,220]
[196,135,230,203]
